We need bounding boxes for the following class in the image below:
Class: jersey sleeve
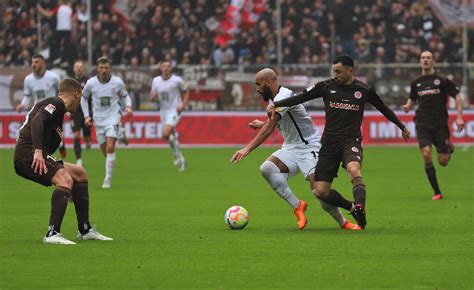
[31,99,66,150]
[408,81,418,101]
[117,78,129,98]
[82,80,92,100]
[273,90,294,118]
[368,88,405,130]
[52,72,60,95]
[444,78,460,98]
[273,82,324,108]
[177,77,188,92]
[23,77,32,97]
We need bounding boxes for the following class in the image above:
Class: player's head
[332,54,354,85]
[255,68,278,102]
[160,60,172,78]
[31,54,45,75]
[420,50,435,71]
[59,78,82,112]
[73,59,86,77]
[96,57,112,80]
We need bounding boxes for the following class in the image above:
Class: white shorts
[271,145,320,180]
[95,123,120,145]
[160,110,181,127]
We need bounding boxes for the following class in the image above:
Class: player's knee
[76,167,88,182]
[314,185,329,197]
[259,161,278,179]
[163,131,171,140]
[54,169,74,190]
[73,131,81,139]
[421,149,432,160]
[260,161,286,192]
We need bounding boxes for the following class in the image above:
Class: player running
[150,60,189,172]
[231,68,361,230]
[267,54,410,229]
[81,57,133,188]
[403,50,465,200]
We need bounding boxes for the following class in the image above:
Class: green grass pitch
[0,146,473,289]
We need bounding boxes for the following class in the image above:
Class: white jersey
[151,74,187,111]
[81,75,130,126]
[272,86,321,150]
[22,70,60,107]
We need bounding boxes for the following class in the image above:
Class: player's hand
[84,116,92,127]
[16,104,23,113]
[456,117,465,132]
[248,119,265,130]
[266,103,276,120]
[230,148,250,164]
[125,106,133,117]
[31,149,48,175]
[402,104,410,113]
[401,127,410,142]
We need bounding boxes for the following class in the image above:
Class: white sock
[105,153,116,179]
[260,161,300,208]
[317,198,346,226]
[168,133,182,158]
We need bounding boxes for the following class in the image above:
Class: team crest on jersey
[111,87,116,94]
[434,79,440,86]
[44,104,56,114]
[354,91,362,99]
[351,147,359,153]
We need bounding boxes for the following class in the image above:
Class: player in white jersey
[150,61,189,172]
[230,68,361,230]
[81,57,133,188]
[16,54,67,158]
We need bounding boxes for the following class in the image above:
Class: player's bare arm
[455,94,465,132]
[230,116,279,163]
[150,89,158,101]
[403,98,415,113]
[178,90,190,113]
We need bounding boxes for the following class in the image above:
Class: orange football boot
[341,220,362,230]
[293,200,308,230]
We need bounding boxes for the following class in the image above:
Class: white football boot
[178,155,186,172]
[43,233,76,245]
[77,228,113,241]
[102,178,111,189]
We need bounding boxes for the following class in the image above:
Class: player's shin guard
[168,133,181,157]
[425,163,441,195]
[315,189,353,211]
[316,197,346,226]
[352,176,366,208]
[105,153,116,179]
[72,182,91,234]
[260,161,300,208]
[74,138,82,159]
[47,187,70,236]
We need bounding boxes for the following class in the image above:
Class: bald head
[255,68,277,82]
[255,68,279,102]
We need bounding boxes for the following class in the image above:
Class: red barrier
[1,111,473,147]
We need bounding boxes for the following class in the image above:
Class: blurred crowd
[1,0,473,69]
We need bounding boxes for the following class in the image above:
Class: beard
[261,86,272,102]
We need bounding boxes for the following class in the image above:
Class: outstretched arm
[374,102,410,141]
[230,115,280,163]
[267,84,322,119]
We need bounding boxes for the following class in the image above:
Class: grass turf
[0,146,473,289]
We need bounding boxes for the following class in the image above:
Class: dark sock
[74,138,82,159]
[72,182,91,234]
[47,188,70,236]
[318,189,353,211]
[351,176,366,207]
[425,164,441,195]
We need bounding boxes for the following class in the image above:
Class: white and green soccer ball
[224,206,249,230]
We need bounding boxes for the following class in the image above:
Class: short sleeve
[82,81,91,99]
[444,78,460,99]
[178,77,188,92]
[409,81,418,101]
[117,79,128,98]
[23,78,32,97]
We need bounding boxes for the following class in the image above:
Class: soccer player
[13,78,112,244]
[231,68,361,230]
[150,60,189,172]
[267,55,410,229]
[70,60,91,166]
[16,54,67,159]
[81,57,133,188]
[403,50,465,200]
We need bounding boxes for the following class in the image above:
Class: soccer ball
[224,206,249,229]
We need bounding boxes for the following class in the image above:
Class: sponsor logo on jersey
[56,126,63,137]
[434,79,440,86]
[351,147,359,153]
[354,91,362,99]
[44,104,56,114]
[418,88,441,96]
[329,101,360,111]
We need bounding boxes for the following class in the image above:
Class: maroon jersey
[409,73,459,127]
[14,97,66,160]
